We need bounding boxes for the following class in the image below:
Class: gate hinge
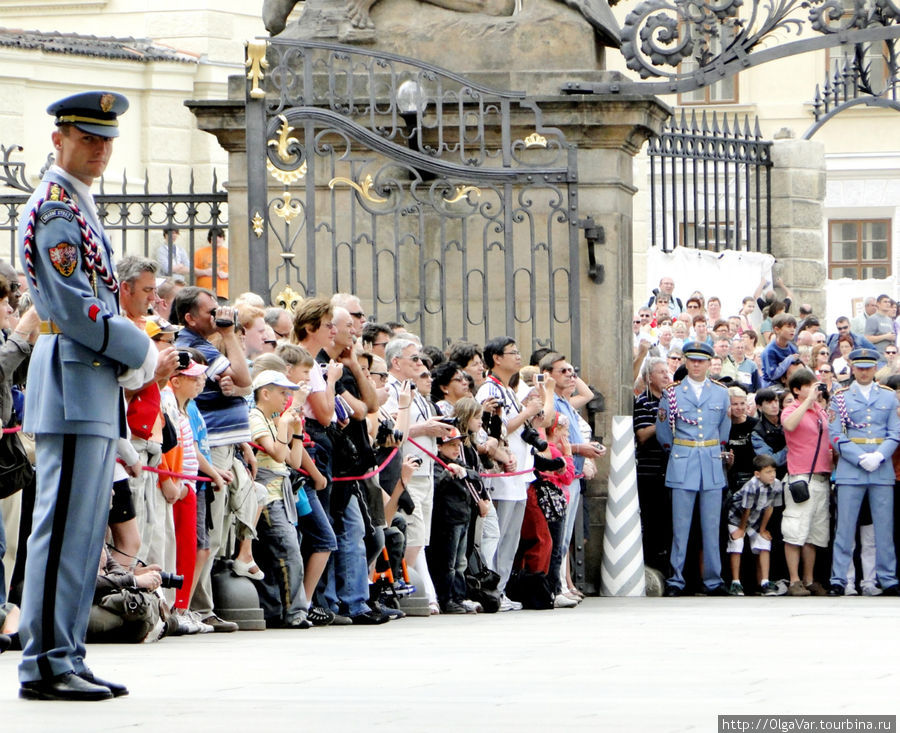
[578,217,605,283]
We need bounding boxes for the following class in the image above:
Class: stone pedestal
[769,136,827,316]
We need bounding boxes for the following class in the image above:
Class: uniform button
[92,361,101,367]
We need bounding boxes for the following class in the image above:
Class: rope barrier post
[600,415,646,597]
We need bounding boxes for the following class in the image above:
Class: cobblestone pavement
[2,597,899,732]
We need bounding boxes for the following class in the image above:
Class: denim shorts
[298,485,338,553]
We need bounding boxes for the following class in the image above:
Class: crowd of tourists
[634,276,900,597]
[0,255,607,651]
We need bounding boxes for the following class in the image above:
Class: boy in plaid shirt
[726,454,783,596]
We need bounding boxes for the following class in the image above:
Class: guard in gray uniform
[828,348,900,595]
[16,91,157,701]
[656,340,731,596]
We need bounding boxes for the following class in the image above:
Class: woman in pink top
[781,367,834,596]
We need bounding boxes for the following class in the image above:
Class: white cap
[252,369,299,392]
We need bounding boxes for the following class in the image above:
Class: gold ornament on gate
[246,40,269,100]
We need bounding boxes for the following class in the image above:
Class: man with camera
[476,337,544,610]
[316,305,388,624]
[383,338,454,574]
[172,286,255,632]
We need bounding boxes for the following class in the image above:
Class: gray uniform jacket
[17,168,150,439]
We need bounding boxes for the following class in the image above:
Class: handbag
[535,480,567,522]
[0,428,34,500]
[788,417,823,504]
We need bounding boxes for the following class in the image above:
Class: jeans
[255,500,308,625]
[324,495,370,617]
[669,488,723,591]
[426,520,468,607]
[547,517,566,595]
[831,484,897,589]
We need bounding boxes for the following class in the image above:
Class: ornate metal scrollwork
[566,0,900,96]
[328,174,389,204]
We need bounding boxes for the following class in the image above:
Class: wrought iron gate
[245,40,583,362]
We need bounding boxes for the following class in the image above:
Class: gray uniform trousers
[17,433,117,682]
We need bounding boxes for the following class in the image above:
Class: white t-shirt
[476,377,534,501]
[384,375,435,478]
[303,361,327,421]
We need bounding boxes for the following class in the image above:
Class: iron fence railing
[647,111,772,254]
[0,146,227,286]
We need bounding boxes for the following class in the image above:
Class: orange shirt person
[194,226,229,299]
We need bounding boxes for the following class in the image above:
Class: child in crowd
[428,427,481,614]
[726,454,783,596]
[177,348,231,611]
[249,369,315,628]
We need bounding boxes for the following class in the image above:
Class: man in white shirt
[476,337,542,608]
[382,338,452,567]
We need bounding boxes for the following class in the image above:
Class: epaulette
[45,181,70,203]
[665,380,681,388]
[709,379,729,389]
[878,383,894,391]
[833,385,850,395]
[37,183,76,225]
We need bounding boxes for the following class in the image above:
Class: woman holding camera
[781,367,834,596]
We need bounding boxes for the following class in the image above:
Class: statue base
[280,0,607,87]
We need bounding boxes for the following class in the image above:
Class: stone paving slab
[2,597,899,732]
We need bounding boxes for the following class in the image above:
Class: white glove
[117,342,159,390]
[859,452,885,472]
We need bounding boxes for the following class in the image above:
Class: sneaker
[201,614,239,632]
[461,599,482,614]
[727,581,744,596]
[171,611,199,636]
[442,601,467,614]
[845,584,859,596]
[826,583,845,596]
[285,617,311,629]
[307,605,335,627]
[330,613,353,626]
[350,610,390,625]
[554,593,579,608]
[188,610,214,633]
[862,584,883,597]
[788,581,811,597]
[759,581,777,597]
[429,601,441,615]
[499,594,523,612]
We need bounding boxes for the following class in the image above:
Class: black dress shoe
[79,671,129,697]
[0,633,10,653]
[350,610,390,625]
[705,585,729,596]
[880,584,900,596]
[663,585,683,597]
[20,672,113,701]
[826,583,845,596]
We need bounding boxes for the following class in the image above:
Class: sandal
[232,558,264,581]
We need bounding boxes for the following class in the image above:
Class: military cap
[47,91,129,138]
[848,348,880,368]
[681,340,714,360]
